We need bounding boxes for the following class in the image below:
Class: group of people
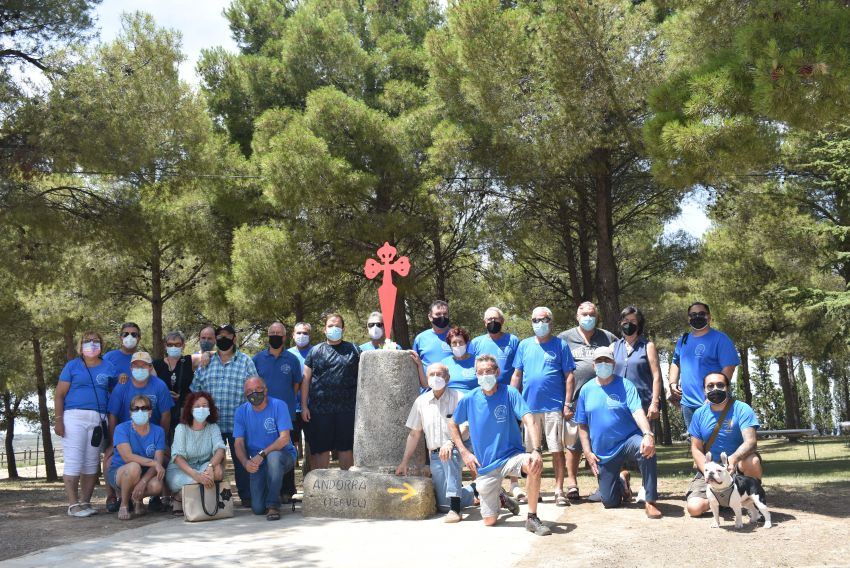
[54,299,764,535]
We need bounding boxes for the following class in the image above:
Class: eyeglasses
[367,322,384,328]
[688,311,708,318]
[130,406,151,412]
[165,342,183,347]
[121,331,140,338]
[705,382,727,390]
[531,317,551,324]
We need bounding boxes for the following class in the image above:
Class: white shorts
[562,419,579,450]
[61,409,103,475]
[523,411,564,452]
[476,453,528,518]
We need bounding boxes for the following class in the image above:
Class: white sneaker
[67,503,93,518]
[511,485,527,503]
[444,510,462,523]
[636,486,646,503]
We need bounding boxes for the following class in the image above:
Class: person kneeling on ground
[396,362,475,523]
[108,394,167,520]
[234,376,297,521]
[166,391,227,516]
[576,346,662,519]
[686,371,762,517]
[449,354,551,536]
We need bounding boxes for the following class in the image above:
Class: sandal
[118,506,131,521]
[172,496,183,516]
[554,491,569,507]
[106,495,120,513]
[133,500,146,516]
[566,486,581,501]
[266,508,281,521]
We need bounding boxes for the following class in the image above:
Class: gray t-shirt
[558,327,617,401]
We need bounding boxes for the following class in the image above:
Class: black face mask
[706,388,728,404]
[689,316,708,330]
[199,339,215,352]
[621,322,637,336]
[268,336,284,349]
[216,336,234,351]
[247,391,265,406]
[432,316,450,329]
[486,321,502,334]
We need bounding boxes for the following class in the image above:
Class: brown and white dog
[704,452,772,529]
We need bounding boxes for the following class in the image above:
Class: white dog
[703,451,771,529]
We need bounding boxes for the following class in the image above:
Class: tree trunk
[292,293,305,324]
[576,189,594,300]
[776,355,800,428]
[63,318,77,361]
[150,242,164,359]
[558,200,582,306]
[591,149,620,329]
[391,289,411,349]
[737,346,753,406]
[32,334,58,481]
[842,366,850,421]
[659,394,672,445]
[3,391,19,480]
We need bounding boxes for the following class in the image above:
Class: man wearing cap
[191,324,258,506]
[105,351,174,511]
[575,346,662,519]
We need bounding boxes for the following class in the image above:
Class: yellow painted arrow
[387,482,417,501]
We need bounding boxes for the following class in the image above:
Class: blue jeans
[598,433,658,508]
[682,405,697,430]
[430,449,474,512]
[223,432,250,502]
[249,450,296,515]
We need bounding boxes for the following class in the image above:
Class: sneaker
[636,486,646,503]
[444,510,462,523]
[147,496,163,512]
[80,502,98,515]
[525,515,552,536]
[67,503,93,518]
[587,488,602,502]
[499,490,521,516]
[511,485,527,503]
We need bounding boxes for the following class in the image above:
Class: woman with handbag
[166,391,227,516]
[54,330,116,518]
[108,394,167,520]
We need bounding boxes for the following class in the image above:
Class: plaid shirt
[191,350,258,433]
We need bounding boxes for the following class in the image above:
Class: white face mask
[477,374,497,391]
[294,334,310,347]
[451,344,467,358]
[367,324,383,340]
[428,375,446,391]
[122,335,138,349]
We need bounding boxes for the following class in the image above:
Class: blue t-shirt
[442,355,477,393]
[672,329,740,409]
[103,349,134,389]
[233,397,297,460]
[412,328,451,372]
[575,376,642,464]
[359,341,402,352]
[111,421,166,470]
[513,336,576,412]
[453,385,529,475]
[469,333,520,386]
[253,349,302,420]
[107,377,175,426]
[288,346,312,413]
[688,399,759,458]
[59,358,115,414]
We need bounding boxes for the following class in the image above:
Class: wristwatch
[643,432,655,438]
[533,446,544,454]
[258,449,267,459]
[566,402,576,411]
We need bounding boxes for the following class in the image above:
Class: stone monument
[302,349,435,520]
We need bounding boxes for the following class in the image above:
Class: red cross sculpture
[364,242,410,342]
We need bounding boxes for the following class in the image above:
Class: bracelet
[643,432,655,437]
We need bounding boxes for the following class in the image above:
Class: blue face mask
[326,326,343,341]
[166,346,182,358]
[477,374,497,391]
[192,407,211,422]
[199,339,214,352]
[131,368,149,381]
[131,409,149,426]
[579,315,596,331]
[532,322,550,337]
[595,362,614,378]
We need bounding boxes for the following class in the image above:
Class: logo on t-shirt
[544,350,557,362]
[280,364,291,374]
[462,368,475,378]
[95,373,109,386]
[145,444,156,458]
[147,394,158,407]
[494,405,508,423]
[725,418,735,431]
[606,393,622,409]
[695,344,706,358]
[264,417,277,434]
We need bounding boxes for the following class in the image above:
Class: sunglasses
[121,331,140,338]
[130,406,151,412]
[531,317,551,324]
[367,322,384,328]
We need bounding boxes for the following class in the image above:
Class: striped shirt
[190,351,257,433]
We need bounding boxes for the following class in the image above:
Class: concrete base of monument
[303,469,436,520]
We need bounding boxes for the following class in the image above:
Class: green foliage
[751,354,785,430]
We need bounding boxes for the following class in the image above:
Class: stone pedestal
[353,349,427,474]
[302,469,435,520]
